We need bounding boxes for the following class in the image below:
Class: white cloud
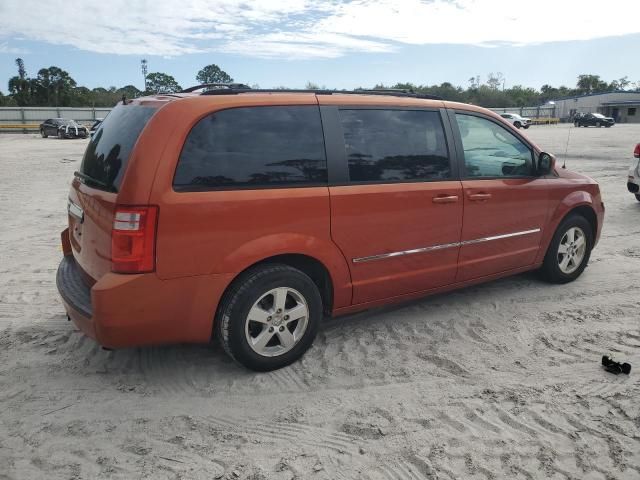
[0,0,639,59]
[0,41,27,54]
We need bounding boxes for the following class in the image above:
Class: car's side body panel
[151,187,353,310]
[457,178,550,281]
[147,95,353,311]
[329,181,463,304]
[534,176,604,264]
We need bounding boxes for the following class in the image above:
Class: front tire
[40,129,48,138]
[215,264,322,371]
[540,215,593,284]
[635,194,640,202]
[57,129,65,139]
[514,121,521,129]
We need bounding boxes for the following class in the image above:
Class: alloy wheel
[244,287,309,357]
[557,226,587,274]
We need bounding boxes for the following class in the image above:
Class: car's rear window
[79,105,156,191]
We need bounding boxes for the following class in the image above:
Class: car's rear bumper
[56,255,234,348]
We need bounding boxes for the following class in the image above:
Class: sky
[1,0,640,92]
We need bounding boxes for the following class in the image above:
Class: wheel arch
[211,253,339,341]
[249,254,334,315]
[568,204,598,240]
[536,193,598,264]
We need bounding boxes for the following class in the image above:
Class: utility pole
[141,59,148,92]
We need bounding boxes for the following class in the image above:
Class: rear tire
[57,129,65,139]
[215,264,322,371]
[635,194,640,202]
[540,215,593,284]
[40,129,47,138]
[523,124,530,129]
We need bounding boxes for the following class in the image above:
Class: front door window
[456,114,533,178]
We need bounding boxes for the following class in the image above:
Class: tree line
[1,58,637,108]
[374,73,638,108]
[1,59,234,107]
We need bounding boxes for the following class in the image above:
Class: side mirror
[537,152,556,176]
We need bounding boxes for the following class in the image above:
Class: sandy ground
[0,124,639,480]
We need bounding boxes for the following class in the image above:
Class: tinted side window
[338,109,450,183]
[455,114,533,178]
[174,106,327,190]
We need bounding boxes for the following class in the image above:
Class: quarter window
[174,106,327,190]
[339,109,450,183]
[455,114,533,178]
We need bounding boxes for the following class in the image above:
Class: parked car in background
[628,143,640,201]
[574,112,614,128]
[89,118,104,137]
[499,113,531,129]
[40,118,88,139]
[56,88,604,371]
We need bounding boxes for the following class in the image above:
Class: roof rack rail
[197,87,442,101]
[180,83,252,93]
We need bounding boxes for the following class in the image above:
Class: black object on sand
[602,355,631,375]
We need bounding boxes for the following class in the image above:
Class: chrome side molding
[352,228,541,264]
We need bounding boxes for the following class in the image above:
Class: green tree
[30,66,77,106]
[576,74,608,94]
[118,84,142,100]
[8,58,32,106]
[609,76,630,91]
[0,92,15,107]
[144,72,182,94]
[195,64,233,85]
[486,72,504,90]
[69,86,92,107]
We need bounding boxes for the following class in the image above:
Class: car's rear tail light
[634,143,640,158]
[111,206,158,273]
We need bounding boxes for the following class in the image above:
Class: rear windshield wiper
[74,171,116,192]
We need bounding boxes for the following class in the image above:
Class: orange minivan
[57,87,604,371]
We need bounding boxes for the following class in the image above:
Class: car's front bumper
[60,129,87,138]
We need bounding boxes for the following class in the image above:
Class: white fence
[0,107,112,131]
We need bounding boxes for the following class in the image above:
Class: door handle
[432,195,459,204]
[468,193,492,201]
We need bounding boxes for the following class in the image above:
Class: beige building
[552,91,640,123]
